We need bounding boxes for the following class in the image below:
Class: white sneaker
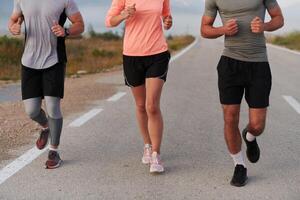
[142,144,152,164]
[150,152,164,173]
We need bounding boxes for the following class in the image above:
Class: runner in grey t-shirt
[201,0,284,187]
[8,0,84,169]
[204,0,279,62]
[12,0,80,69]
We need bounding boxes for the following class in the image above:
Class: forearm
[201,25,224,39]
[68,21,84,35]
[264,15,284,32]
[108,15,126,27]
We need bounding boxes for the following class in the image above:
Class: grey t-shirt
[204,0,278,62]
[13,0,79,69]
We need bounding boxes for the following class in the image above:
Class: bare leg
[131,85,151,145]
[222,105,241,154]
[145,78,164,154]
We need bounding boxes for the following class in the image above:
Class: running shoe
[150,152,164,173]
[36,128,49,150]
[142,144,152,164]
[230,164,248,187]
[242,127,260,163]
[45,150,62,169]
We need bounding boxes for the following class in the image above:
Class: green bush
[88,25,121,41]
[272,32,300,51]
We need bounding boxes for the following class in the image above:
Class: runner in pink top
[106,0,170,56]
[106,0,172,174]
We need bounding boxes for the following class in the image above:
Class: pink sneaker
[142,144,152,164]
[150,152,164,173]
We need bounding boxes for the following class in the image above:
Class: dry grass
[0,33,195,80]
[0,36,24,80]
[268,31,300,51]
[167,35,195,53]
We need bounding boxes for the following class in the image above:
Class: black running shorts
[21,63,66,100]
[217,56,272,108]
[123,51,171,87]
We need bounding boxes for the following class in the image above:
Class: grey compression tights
[23,96,63,146]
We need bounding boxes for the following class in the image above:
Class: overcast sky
[0,0,299,35]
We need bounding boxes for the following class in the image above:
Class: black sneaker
[230,165,248,187]
[242,128,260,163]
[45,150,62,169]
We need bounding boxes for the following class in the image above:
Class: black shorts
[21,63,66,100]
[123,51,171,87]
[217,56,272,108]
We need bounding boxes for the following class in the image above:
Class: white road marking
[69,108,103,127]
[0,38,199,186]
[107,92,127,102]
[170,37,199,63]
[0,146,48,185]
[267,43,300,56]
[283,95,300,114]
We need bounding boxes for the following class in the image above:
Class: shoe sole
[150,166,164,174]
[150,170,164,174]
[230,177,248,187]
[45,160,62,169]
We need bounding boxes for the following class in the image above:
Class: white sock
[49,146,58,152]
[42,127,49,131]
[230,151,246,167]
[246,132,256,142]
[144,144,152,149]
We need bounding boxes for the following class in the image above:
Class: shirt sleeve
[13,0,22,14]
[162,0,171,17]
[264,0,278,9]
[203,0,218,18]
[65,0,80,17]
[105,0,125,27]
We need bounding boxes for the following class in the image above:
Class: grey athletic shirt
[13,0,79,69]
[204,0,278,62]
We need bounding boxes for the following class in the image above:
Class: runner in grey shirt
[201,0,284,187]
[8,0,84,169]
[11,0,81,69]
[204,0,279,62]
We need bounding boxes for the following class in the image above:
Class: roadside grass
[269,31,300,51]
[0,32,195,80]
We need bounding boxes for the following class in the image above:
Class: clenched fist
[223,19,238,36]
[163,15,172,30]
[121,4,136,19]
[10,17,23,35]
[251,17,265,33]
[51,21,65,37]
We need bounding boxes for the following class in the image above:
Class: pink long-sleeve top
[106,0,171,56]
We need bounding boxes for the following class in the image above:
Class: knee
[25,106,41,119]
[46,104,62,119]
[248,122,265,135]
[136,103,146,113]
[146,102,160,115]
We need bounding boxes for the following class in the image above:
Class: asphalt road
[0,38,299,200]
